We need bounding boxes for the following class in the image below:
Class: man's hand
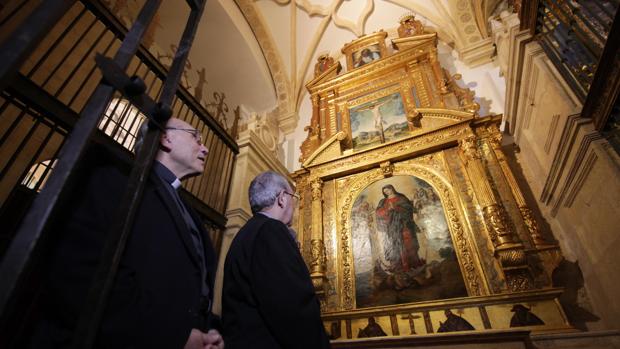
[184,328,224,349]
[204,329,224,349]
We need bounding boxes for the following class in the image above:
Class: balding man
[222,171,330,349]
[32,118,223,349]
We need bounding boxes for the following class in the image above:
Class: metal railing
[0,0,237,223]
[535,0,619,101]
[0,0,236,347]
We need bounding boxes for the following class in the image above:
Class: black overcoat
[222,213,330,349]
[31,147,218,348]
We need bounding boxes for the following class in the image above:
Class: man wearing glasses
[222,171,331,348]
[31,118,223,349]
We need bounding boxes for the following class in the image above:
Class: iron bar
[40,16,98,90]
[193,127,214,194]
[82,0,238,151]
[24,4,86,79]
[17,124,58,191]
[71,0,206,346]
[0,107,27,150]
[0,0,29,27]
[0,118,42,180]
[67,34,117,108]
[53,24,108,98]
[0,0,163,332]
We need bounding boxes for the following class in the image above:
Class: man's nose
[200,144,208,155]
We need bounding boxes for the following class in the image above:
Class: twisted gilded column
[459,135,533,292]
[309,177,327,298]
[486,126,552,249]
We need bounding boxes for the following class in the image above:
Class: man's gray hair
[249,171,290,214]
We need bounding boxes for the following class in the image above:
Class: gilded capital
[310,178,323,201]
[519,206,549,247]
[459,136,481,161]
[311,94,320,106]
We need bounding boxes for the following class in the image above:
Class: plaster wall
[496,14,620,331]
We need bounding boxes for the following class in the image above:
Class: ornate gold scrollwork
[482,204,517,247]
[311,178,323,201]
[459,136,481,161]
[519,206,548,247]
[486,125,552,249]
[505,269,533,292]
[379,161,394,177]
[496,248,527,268]
[310,239,327,274]
[308,177,327,298]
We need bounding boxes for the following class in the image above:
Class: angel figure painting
[350,175,467,308]
[349,92,409,151]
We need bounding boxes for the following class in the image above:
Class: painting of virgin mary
[375,184,425,275]
[351,176,467,308]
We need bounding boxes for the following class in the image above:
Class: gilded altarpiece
[293,22,572,343]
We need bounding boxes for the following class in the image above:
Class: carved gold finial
[314,53,335,77]
[398,12,425,38]
[407,110,422,129]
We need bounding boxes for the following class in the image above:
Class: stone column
[459,134,533,292]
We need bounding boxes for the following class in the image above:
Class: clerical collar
[152,161,181,189]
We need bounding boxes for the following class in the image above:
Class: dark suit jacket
[222,214,330,349]
[31,147,218,348]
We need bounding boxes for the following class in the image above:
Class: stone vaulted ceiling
[148,0,504,137]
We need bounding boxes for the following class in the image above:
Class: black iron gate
[0,0,223,347]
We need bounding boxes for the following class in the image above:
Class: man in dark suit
[222,171,330,349]
[31,118,224,349]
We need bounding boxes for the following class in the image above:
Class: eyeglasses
[165,127,203,143]
[283,191,300,200]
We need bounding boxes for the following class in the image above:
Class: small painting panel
[352,44,382,68]
[351,175,467,308]
[349,92,409,150]
[398,313,427,335]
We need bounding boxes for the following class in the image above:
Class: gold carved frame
[338,82,420,151]
[342,31,389,71]
[335,154,488,310]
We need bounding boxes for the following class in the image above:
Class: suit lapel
[152,178,201,268]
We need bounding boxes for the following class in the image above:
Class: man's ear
[159,132,172,152]
[276,191,285,208]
